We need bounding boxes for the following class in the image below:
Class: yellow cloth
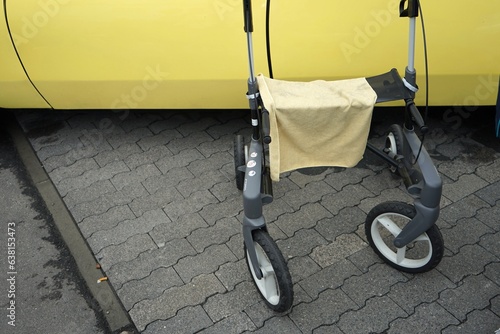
[257,74,377,181]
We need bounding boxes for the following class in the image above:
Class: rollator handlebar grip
[243,0,253,32]
[261,109,272,144]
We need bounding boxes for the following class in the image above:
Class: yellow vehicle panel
[0,1,49,108]
[3,0,500,109]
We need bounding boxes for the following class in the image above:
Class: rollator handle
[407,101,429,134]
[243,0,253,32]
[261,109,272,144]
[399,0,419,18]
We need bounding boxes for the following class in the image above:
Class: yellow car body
[1,0,499,110]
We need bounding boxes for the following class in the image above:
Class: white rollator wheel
[365,201,444,273]
[245,230,293,312]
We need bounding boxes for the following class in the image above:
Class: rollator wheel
[365,201,444,273]
[245,229,293,312]
[233,135,246,190]
[385,124,405,174]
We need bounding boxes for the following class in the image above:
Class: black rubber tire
[385,124,406,175]
[233,135,245,190]
[365,201,444,273]
[245,230,293,312]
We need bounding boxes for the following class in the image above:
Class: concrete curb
[7,113,137,334]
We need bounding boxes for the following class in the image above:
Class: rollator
[234,0,444,312]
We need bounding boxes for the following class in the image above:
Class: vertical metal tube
[407,17,417,72]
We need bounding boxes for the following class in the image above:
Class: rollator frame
[240,0,442,292]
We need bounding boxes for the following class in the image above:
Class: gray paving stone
[128,186,183,217]
[338,295,408,333]
[437,244,498,283]
[41,143,101,172]
[199,197,242,226]
[187,217,241,252]
[312,324,344,334]
[198,311,257,334]
[149,212,207,246]
[287,168,333,189]
[440,217,494,254]
[187,152,233,177]
[324,167,374,191]
[214,258,250,292]
[142,306,213,334]
[110,163,161,191]
[271,177,301,199]
[387,302,459,334]
[290,288,357,333]
[174,244,237,283]
[117,266,183,310]
[484,262,500,286]
[163,189,219,221]
[129,273,226,332]
[341,263,407,307]
[93,142,143,168]
[277,228,328,259]
[63,179,116,208]
[106,127,154,149]
[441,309,500,334]
[357,186,413,214]
[437,274,500,321]
[250,316,302,334]
[197,134,233,158]
[476,180,500,206]
[136,128,183,151]
[176,116,220,137]
[166,131,214,155]
[124,144,172,170]
[480,231,500,258]
[492,295,500,317]
[207,117,249,139]
[226,233,246,260]
[155,148,204,174]
[259,197,294,223]
[118,112,164,133]
[71,183,148,222]
[49,157,99,184]
[274,203,332,237]
[476,202,500,232]
[142,167,194,194]
[78,204,136,238]
[361,169,403,195]
[298,258,361,299]
[442,173,489,202]
[281,180,336,211]
[96,233,157,270]
[439,194,490,225]
[315,206,367,242]
[36,137,83,162]
[310,233,367,269]
[176,169,229,198]
[387,269,455,314]
[148,114,191,134]
[476,159,500,183]
[347,244,383,273]
[57,160,130,196]
[203,281,260,322]
[288,255,322,283]
[438,153,492,181]
[209,178,240,202]
[88,209,169,253]
[106,238,196,289]
[321,183,375,215]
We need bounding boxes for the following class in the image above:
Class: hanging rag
[257,74,377,181]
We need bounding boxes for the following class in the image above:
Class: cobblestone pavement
[16,108,500,333]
